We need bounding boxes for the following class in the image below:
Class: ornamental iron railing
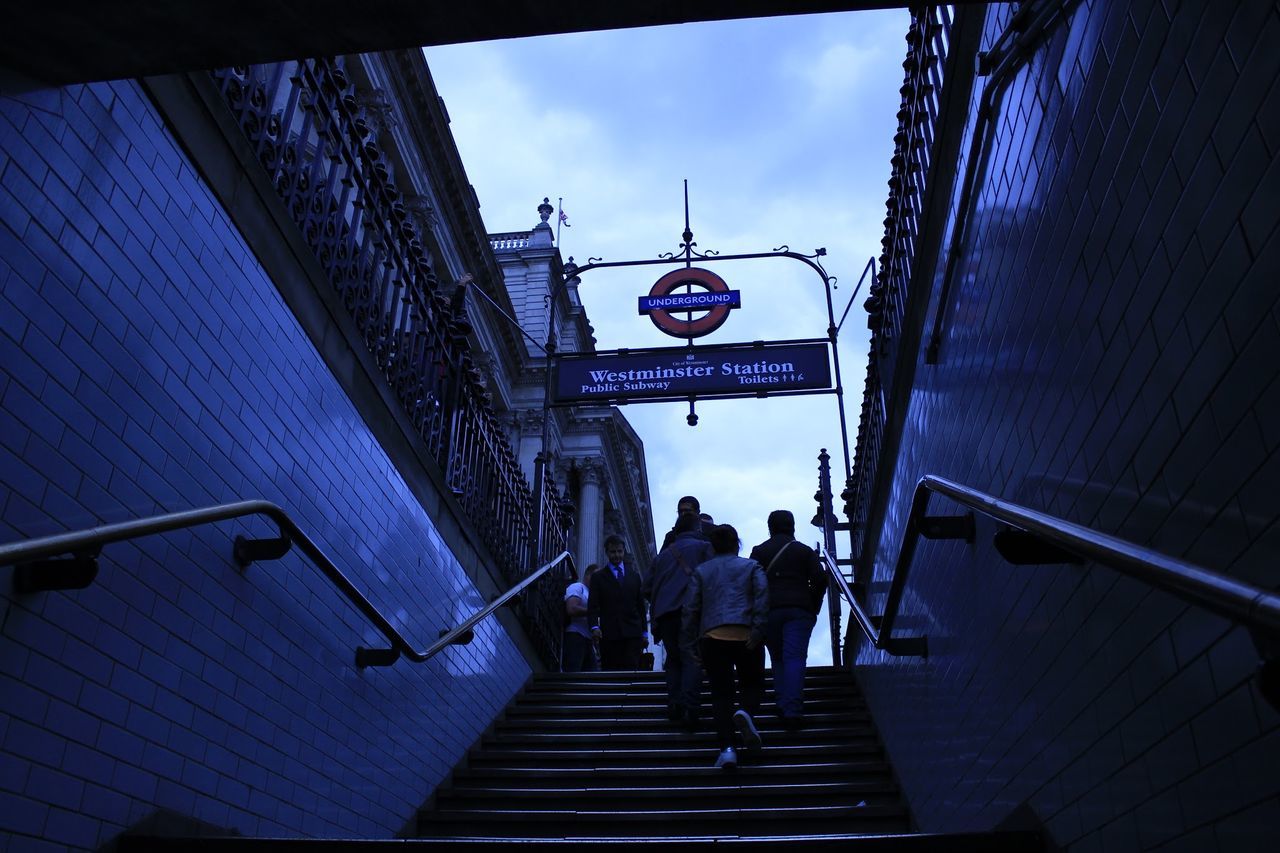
[209,58,570,661]
[847,6,955,565]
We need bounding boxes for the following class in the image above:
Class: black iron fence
[848,7,956,565]
[209,57,569,666]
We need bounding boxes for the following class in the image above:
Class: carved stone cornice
[356,86,399,136]
[516,408,544,434]
[404,194,439,235]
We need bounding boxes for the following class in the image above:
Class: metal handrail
[0,500,572,668]
[825,474,1280,659]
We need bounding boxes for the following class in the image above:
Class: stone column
[576,457,606,569]
[515,410,544,483]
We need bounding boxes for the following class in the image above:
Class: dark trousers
[600,637,645,670]
[655,611,702,713]
[699,636,765,750]
[562,632,591,672]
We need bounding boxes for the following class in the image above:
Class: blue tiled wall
[857,0,1279,849]
[0,80,530,850]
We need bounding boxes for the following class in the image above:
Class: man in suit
[589,534,649,670]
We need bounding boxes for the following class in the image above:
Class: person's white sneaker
[734,709,762,752]
[715,747,738,770]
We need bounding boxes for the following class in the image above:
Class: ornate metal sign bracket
[531,181,870,566]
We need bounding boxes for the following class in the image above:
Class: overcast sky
[426,8,910,664]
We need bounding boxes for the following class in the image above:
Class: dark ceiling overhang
[2,1,991,87]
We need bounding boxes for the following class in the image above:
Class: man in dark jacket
[645,513,714,727]
[589,535,649,670]
[749,510,827,728]
[659,495,716,550]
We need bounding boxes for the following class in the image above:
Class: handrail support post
[234,533,292,569]
[12,550,100,594]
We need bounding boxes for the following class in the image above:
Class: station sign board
[552,341,832,404]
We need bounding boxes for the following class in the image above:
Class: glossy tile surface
[0,80,529,848]
[856,0,1280,849]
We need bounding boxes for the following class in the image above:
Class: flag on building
[559,210,570,227]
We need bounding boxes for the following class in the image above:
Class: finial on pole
[682,179,693,248]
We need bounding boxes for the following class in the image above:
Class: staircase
[415,666,1042,850]
[123,666,1042,850]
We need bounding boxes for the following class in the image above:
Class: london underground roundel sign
[637,267,742,339]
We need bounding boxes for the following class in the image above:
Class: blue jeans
[767,607,816,719]
[655,611,702,713]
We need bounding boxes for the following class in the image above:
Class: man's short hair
[674,513,701,534]
[677,495,701,513]
[767,510,796,535]
[604,534,626,552]
[708,524,740,555]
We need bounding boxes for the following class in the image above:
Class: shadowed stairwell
[123,667,1044,850]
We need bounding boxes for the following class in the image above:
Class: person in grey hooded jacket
[681,523,769,770]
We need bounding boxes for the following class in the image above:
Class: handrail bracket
[441,627,475,645]
[920,512,975,542]
[13,549,101,594]
[355,646,401,668]
[234,533,293,569]
[884,636,929,658]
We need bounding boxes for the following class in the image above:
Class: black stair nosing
[415,823,917,843]
[514,691,865,701]
[410,831,1039,851]
[120,830,1043,851]
[519,681,860,696]
[435,780,895,798]
[485,734,878,745]
[504,704,866,718]
[429,796,904,813]
[420,803,909,822]
[522,681,859,693]
[467,742,886,761]
[430,788,901,809]
[534,666,852,682]
[493,719,869,732]
[510,690,864,702]
[525,678,858,691]
[516,687,861,698]
[501,706,868,720]
[483,722,875,737]
[492,715,869,727]
[449,759,894,780]
[498,714,869,727]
